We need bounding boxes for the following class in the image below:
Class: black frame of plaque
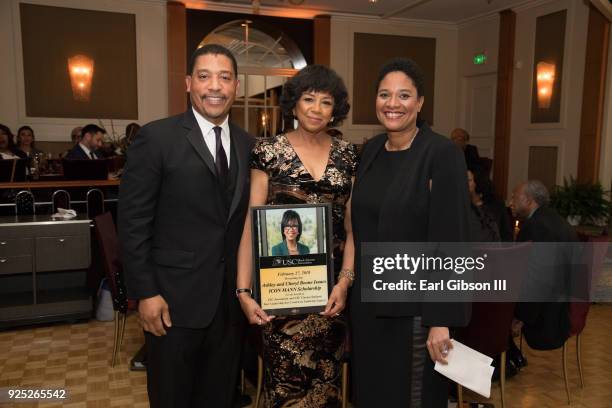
[251,203,335,315]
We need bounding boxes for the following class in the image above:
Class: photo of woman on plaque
[271,210,310,256]
[236,64,357,407]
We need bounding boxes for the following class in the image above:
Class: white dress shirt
[191,107,231,167]
[79,143,97,159]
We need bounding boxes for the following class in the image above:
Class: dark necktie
[89,151,96,160]
[213,126,228,178]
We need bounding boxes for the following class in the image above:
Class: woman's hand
[426,326,452,364]
[321,279,350,317]
[238,294,274,325]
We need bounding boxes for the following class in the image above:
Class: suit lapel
[182,110,216,176]
[227,122,248,222]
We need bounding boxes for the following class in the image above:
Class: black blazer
[65,144,98,160]
[515,205,576,350]
[118,110,254,328]
[351,124,471,327]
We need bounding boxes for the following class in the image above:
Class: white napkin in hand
[51,208,77,219]
[434,339,495,398]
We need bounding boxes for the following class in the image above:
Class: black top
[352,148,411,243]
[351,124,472,327]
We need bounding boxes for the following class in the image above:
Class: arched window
[199,20,306,137]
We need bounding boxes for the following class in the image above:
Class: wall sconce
[67,55,94,102]
[536,61,555,109]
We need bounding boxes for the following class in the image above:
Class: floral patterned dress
[251,133,358,407]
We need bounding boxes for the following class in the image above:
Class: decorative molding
[183,0,457,29]
[457,0,556,27]
[331,14,457,30]
[512,0,560,14]
[590,0,612,22]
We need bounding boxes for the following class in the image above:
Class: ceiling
[197,0,534,22]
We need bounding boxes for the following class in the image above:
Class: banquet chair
[455,242,532,408]
[15,190,35,215]
[87,188,105,219]
[93,211,136,367]
[560,236,609,404]
[52,189,71,213]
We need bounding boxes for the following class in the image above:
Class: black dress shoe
[491,356,518,382]
[509,352,528,369]
[129,345,147,371]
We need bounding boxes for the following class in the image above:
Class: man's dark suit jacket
[65,144,98,160]
[118,109,254,328]
[464,143,481,173]
[516,205,577,350]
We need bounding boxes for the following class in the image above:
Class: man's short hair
[81,124,106,138]
[525,180,550,206]
[188,44,238,77]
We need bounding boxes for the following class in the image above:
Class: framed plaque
[251,203,334,316]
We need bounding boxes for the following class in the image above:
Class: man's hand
[138,295,172,336]
[238,294,274,326]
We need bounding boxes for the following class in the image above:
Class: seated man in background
[510,180,577,351]
[451,127,481,173]
[65,124,105,160]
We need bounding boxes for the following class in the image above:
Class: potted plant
[550,177,611,227]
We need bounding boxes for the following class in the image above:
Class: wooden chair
[93,211,135,367]
[51,190,71,213]
[560,236,609,404]
[86,188,105,219]
[455,242,532,408]
[15,190,35,215]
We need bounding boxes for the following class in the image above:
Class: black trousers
[145,280,245,408]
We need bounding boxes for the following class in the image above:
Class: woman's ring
[257,317,262,325]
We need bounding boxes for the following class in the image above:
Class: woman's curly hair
[280,65,350,128]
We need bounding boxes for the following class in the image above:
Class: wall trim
[183,0,457,28]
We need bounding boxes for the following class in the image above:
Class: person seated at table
[270,210,310,256]
[65,124,105,160]
[510,180,577,351]
[0,124,27,160]
[16,126,44,158]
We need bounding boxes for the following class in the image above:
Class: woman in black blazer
[349,59,471,407]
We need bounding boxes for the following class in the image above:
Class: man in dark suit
[118,44,254,408]
[65,124,105,159]
[510,180,577,350]
[451,127,481,173]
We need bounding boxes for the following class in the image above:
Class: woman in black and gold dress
[236,65,357,407]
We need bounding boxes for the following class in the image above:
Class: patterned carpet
[1,305,611,407]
